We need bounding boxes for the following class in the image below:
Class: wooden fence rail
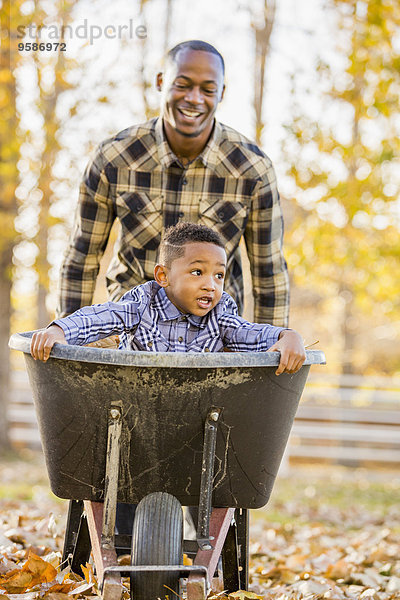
[7,369,400,465]
[290,371,400,465]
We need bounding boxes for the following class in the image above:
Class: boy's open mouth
[197,296,212,308]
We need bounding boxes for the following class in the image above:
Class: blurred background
[1,0,400,459]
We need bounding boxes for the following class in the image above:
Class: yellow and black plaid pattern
[58,118,289,325]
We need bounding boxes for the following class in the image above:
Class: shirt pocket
[116,192,163,250]
[198,197,249,250]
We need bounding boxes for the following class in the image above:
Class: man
[57,40,289,327]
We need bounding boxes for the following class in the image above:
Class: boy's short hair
[159,222,225,266]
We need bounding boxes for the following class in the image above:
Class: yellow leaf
[228,592,264,600]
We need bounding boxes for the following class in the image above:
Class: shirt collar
[153,287,207,328]
[155,117,221,171]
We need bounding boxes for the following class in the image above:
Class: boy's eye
[216,273,225,280]
[191,269,202,276]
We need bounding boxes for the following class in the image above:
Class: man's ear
[156,72,163,92]
[154,263,169,286]
[219,83,226,102]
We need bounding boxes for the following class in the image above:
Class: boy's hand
[30,325,67,362]
[268,330,306,376]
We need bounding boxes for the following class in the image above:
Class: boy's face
[155,242,226,316]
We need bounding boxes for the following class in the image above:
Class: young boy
[31,222,305,375]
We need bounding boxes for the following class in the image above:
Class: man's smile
[177,107,204,121]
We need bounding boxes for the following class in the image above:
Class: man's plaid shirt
[54,282,285,352]
[58,117,289,325]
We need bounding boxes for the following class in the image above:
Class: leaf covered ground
[0,451,399,599]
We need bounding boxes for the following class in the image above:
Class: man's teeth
[180,109,201,117]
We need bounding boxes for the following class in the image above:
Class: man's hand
[268,330,306,376]
[30,325,67,362]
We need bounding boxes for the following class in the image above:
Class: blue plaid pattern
[53,281,285,353]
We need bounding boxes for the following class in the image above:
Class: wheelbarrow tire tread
[131,492,183,600]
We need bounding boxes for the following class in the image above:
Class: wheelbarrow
[9,332,325,600]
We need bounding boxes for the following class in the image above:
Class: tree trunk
[0,245,12,451]
[252,0,276,145]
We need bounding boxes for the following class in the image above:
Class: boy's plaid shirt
[58,118,289,326]
[53,282,286,352]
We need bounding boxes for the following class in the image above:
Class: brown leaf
[22,552,57,583]
[285,553,307,572]
[228,592,264,600]
[0,551,57,594]
[44,583,77,594]
[80,564,94,586]
[325,557,351,579]
[0,570,33,593]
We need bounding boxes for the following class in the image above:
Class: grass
[253,462,400,527]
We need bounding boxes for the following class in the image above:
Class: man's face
[157,49,225,143]
[158,242,226,316]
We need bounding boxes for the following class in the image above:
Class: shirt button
[204,347,210,352]
[181,316,187,321]
[147,341,153,347]
[178,336,183,342]
[178,211,185,218]
[182,179,188,185]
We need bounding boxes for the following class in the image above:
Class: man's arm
[57,147,115,317]
[244,162,289,326]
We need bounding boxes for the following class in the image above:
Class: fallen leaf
[65,581,93,595]
[285,554,306,572]
[387,575,400,592]
[0,570,33,594]
[43,582,77,594]
[80,564,94,585]
[228,592,264,600]
[325,558,351,579]
[360,589,381,599]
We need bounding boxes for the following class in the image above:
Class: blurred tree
[0,0,27,450]
[138,0,159,119]
[32,0,77,327]
[251,0,276,145]
[283,0,400,373]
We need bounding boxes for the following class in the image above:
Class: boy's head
[155,222,227,316]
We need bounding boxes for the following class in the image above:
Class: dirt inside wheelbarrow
[0,452,399,600]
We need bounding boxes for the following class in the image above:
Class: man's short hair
[167,40,225,76]
[160,222,225,266]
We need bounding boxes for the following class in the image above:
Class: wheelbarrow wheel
[130,492,183,600]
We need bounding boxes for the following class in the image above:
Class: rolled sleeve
[57,147,115,317]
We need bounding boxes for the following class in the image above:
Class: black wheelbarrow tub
[9,332,325,509]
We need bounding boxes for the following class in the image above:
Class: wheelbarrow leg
[237,508,249,589]
[221,515,240,593]
[187,507,235,600]
[62,500,91,574]
[84,402,123,600]
[62,500,91,576]
[187,407,237,599]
